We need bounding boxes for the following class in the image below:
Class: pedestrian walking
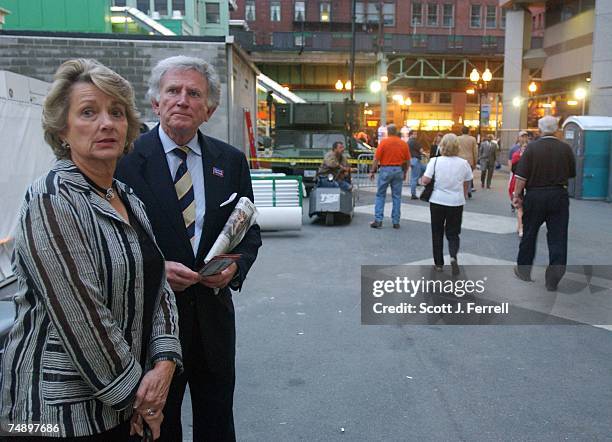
[512,116,576,291]
[369,124,410,229]
[408,130,425,199]
[457,126,478,198]
[430,132,443,158]
[422,133,473,275]
[508,137,528,236]
[479,134,498,189]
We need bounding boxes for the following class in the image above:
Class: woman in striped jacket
[0,60,181,440]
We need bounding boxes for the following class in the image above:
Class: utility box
[562,116,612,200]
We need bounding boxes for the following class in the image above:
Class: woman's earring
[61,140,71,150]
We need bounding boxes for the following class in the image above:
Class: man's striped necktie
[173,146,196,244]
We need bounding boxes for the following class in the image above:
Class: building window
[427,3,438,26]
[270,1,281,22]
[485,5,496,28]
[355,2,365,23]
[294,33,304,47]
[423,92,434,104]
[205,3,220,24]
[154,0,167,15]
[383,2,395,27]
[412,3,423,26]
[295,1,305,21]
[500,8,506,28]
[470,4,481,28]
[320,2,331,22]
[172,0,186,16]
[137,0,149,13]
[245,0,255,21]
[442,4,454,27]
[439,92,452,104]
[113,0,127,6]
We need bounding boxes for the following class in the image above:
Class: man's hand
[200,262,238,289]
[165,261,200,292]
[369,171,376,181]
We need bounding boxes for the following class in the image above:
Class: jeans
[374,166,404,224]
[430,203,463,266]
[410,158,424,196]
[517,188,569,288]
[317,176,351,191]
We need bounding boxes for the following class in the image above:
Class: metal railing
[354,153,375,201]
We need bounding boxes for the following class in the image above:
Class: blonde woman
[422,134,473,275]
[0,59,181,440]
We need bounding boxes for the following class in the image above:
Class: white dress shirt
[159,126,206,255]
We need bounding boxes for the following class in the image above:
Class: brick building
[231,0,543,135]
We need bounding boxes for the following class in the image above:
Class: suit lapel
[195,133,224,263]
[140,128,193,254]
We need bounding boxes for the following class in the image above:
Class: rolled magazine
[199,197,258,277]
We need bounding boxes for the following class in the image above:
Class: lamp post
[469,68,492,142]
[266,90,273,137]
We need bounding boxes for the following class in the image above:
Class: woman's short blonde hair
[42,59,141,159]
[439,133,459,156]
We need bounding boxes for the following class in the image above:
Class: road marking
[354,203,517,234]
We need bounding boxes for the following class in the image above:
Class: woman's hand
[133,361,175,431]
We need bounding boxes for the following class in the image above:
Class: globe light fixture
[469,68,480,83]
[512,96,522,108]
[335,80,344,91]
[370,80,382,93]
[482,68,493,83]
[574,87,587,100]
[528,82,537,94]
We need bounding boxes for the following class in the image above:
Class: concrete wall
[590,0,612,116]
[541,9,594,81]
[0,32,258,151]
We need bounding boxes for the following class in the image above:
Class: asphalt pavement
[220,168,612,441]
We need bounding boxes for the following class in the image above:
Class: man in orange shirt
[369,124,411,228]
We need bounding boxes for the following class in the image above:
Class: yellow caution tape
[249,157,373,165]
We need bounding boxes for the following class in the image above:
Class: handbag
[419,158,437,202]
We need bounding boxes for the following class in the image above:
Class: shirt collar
[158,125,202,157]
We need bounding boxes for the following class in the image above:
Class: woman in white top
[422,133,473,274]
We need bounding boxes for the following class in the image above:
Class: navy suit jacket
[116,126,262,375]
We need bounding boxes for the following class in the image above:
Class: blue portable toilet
[562,116,612,200]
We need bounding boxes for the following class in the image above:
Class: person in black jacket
[116,56,262,442]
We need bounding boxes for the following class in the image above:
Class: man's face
[519,134,528,144]
[152,68,216,140]
[410,132,417,139]
[334,143,345,156]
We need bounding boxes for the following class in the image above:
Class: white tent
[0,71,53,285]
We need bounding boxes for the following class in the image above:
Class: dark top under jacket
[409,138,423,160]
[514,136,576,188]
[127,205,164,365]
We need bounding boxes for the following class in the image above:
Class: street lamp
[575,87,587,115]
[370,80,382,94]
[528,81,538,95]
[469,68,492,142]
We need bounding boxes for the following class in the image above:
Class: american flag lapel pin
[212,167,224,178]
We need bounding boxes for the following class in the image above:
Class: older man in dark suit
[116,56,262,442]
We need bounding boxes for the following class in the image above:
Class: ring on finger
[146,408,155,416]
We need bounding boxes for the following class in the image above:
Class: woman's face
[60,82,128,168]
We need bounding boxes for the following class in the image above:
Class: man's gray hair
[147,55,221,108]
[387,124,398,136]
[538,115,559,135]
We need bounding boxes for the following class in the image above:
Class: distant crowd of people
[328,119,576,288]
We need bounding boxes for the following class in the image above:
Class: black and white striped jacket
[0,160,182,437]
